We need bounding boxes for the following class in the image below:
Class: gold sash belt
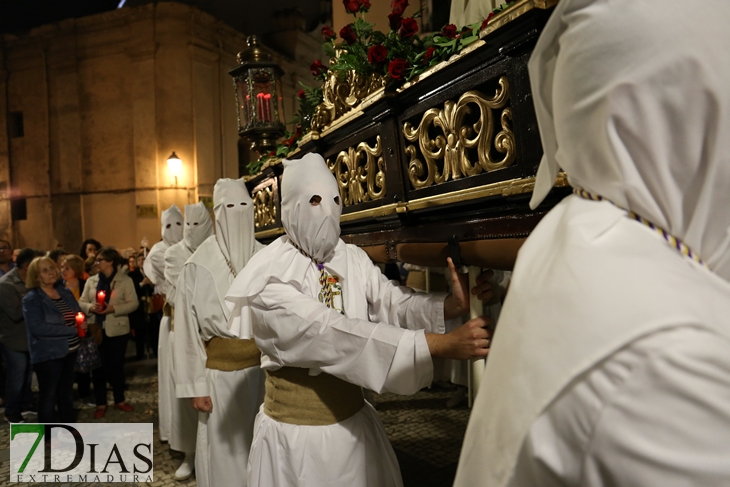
[264,367,364,426]
[163,302,175,332]
[205,336,260,371]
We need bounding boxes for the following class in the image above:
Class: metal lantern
[230,35,285,157]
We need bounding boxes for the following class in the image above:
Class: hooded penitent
[213,179,256,275]
[281,153,342,263]
[161,204,184,247]
[183,202,214,254]
[145,204,184,291]
[528,0,730,281]
[455,1,730,486]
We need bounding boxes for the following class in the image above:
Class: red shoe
[114,402,133,412]
[93,406,107,419]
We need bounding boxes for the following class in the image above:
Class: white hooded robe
[173,180,265,487]
[163,202,213,454]
[454,1,730,486]
[225,154,448,487]
[146,204,183,443]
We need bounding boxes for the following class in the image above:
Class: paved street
[0,358,471,487]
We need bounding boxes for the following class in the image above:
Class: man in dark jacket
[0,248,44,422]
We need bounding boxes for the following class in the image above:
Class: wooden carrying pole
[467,266,485,407]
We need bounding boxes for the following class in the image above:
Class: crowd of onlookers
[0,238,163,423]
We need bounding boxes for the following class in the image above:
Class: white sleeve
[173,263,210,398]
[252,281,433,395]
[164,251,183,307]
[360,250,446,334]
[514,327,730,487]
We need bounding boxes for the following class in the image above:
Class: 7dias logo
[9,423,153,483]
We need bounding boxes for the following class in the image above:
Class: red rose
[391,0,408,16]
[422,46,435,64]
[343,0,360,14]
[321,25,336,40]
[360,0,371,10]
[298,89,305,99]
[440,24,457,39]
[367,44,388,64]
[340,24,357,45]
[310,59,327,77]
[388,58,408,80]
[269,150,276,157]
[481,12,495,29]
[398,17,418,38]
[388,13,402,31]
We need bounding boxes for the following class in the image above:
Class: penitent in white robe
[163,241,197,454]
[225,236,447,487]
[173,235,265,487]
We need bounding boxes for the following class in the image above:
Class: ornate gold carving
[311,57,385,133]
[252,178,278,229]
[403,76,516,189]
[327,136,386,207]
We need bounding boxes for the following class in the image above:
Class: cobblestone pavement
[0,358,470,487]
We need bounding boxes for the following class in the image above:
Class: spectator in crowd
[11,249,20,264]
[84,255,99,279]
[0,240,15,278]
[22,256,84,423]
[128,253,153,360]
[79,239,102,260]
[79,247,138,418]
[0,248,44,423]
[48,249,68,268]
[127,255,137,272]
[62,254,105,406]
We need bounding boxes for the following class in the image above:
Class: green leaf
[323,42,336,57]
[460,35,479,47]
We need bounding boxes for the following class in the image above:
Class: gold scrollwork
[403,76,516,189]
[311,54,385,133]
[252,178,278,229]
[327,136,386,207]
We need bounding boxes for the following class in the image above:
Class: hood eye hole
[226,204,235,208]
[186,223,190,226]
[309,195,322,206]
[240,202,247,206]
[334,196,340,205]
[166,224,171,229]
[176,222,181,225]
[193,222,199,225]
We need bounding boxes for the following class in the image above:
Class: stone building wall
[0,2,316,252]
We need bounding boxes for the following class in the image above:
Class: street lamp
[229,35,285,158]
[167,151,182,186]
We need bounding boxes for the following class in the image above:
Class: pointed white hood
[281,153,342,263]
[213,179,256,274]
[183,202,214,253]
[161,204,184,246]
[528,0,730,281]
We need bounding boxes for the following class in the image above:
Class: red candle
[97,290,106,309]
[75,312,86,338]
[256,93,265,121]
[263,93,272,122]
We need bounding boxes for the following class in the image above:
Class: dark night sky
[0,0,326,36]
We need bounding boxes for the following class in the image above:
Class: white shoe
[174,453,195,481]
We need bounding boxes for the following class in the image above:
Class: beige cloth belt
[163,302,175,332]
[204,336,260,371]
[264,367,365,426]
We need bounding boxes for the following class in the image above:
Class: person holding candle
[22,256,84,423]
[79,247,139,418]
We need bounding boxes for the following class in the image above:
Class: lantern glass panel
[251,68,274,124]
[235,76,252,130]
[275,77,285,125]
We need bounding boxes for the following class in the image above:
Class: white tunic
[163,241,197,454]
[173,235,265,487]
[225,236,447,487]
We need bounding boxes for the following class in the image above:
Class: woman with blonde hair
[22,256,85,423]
